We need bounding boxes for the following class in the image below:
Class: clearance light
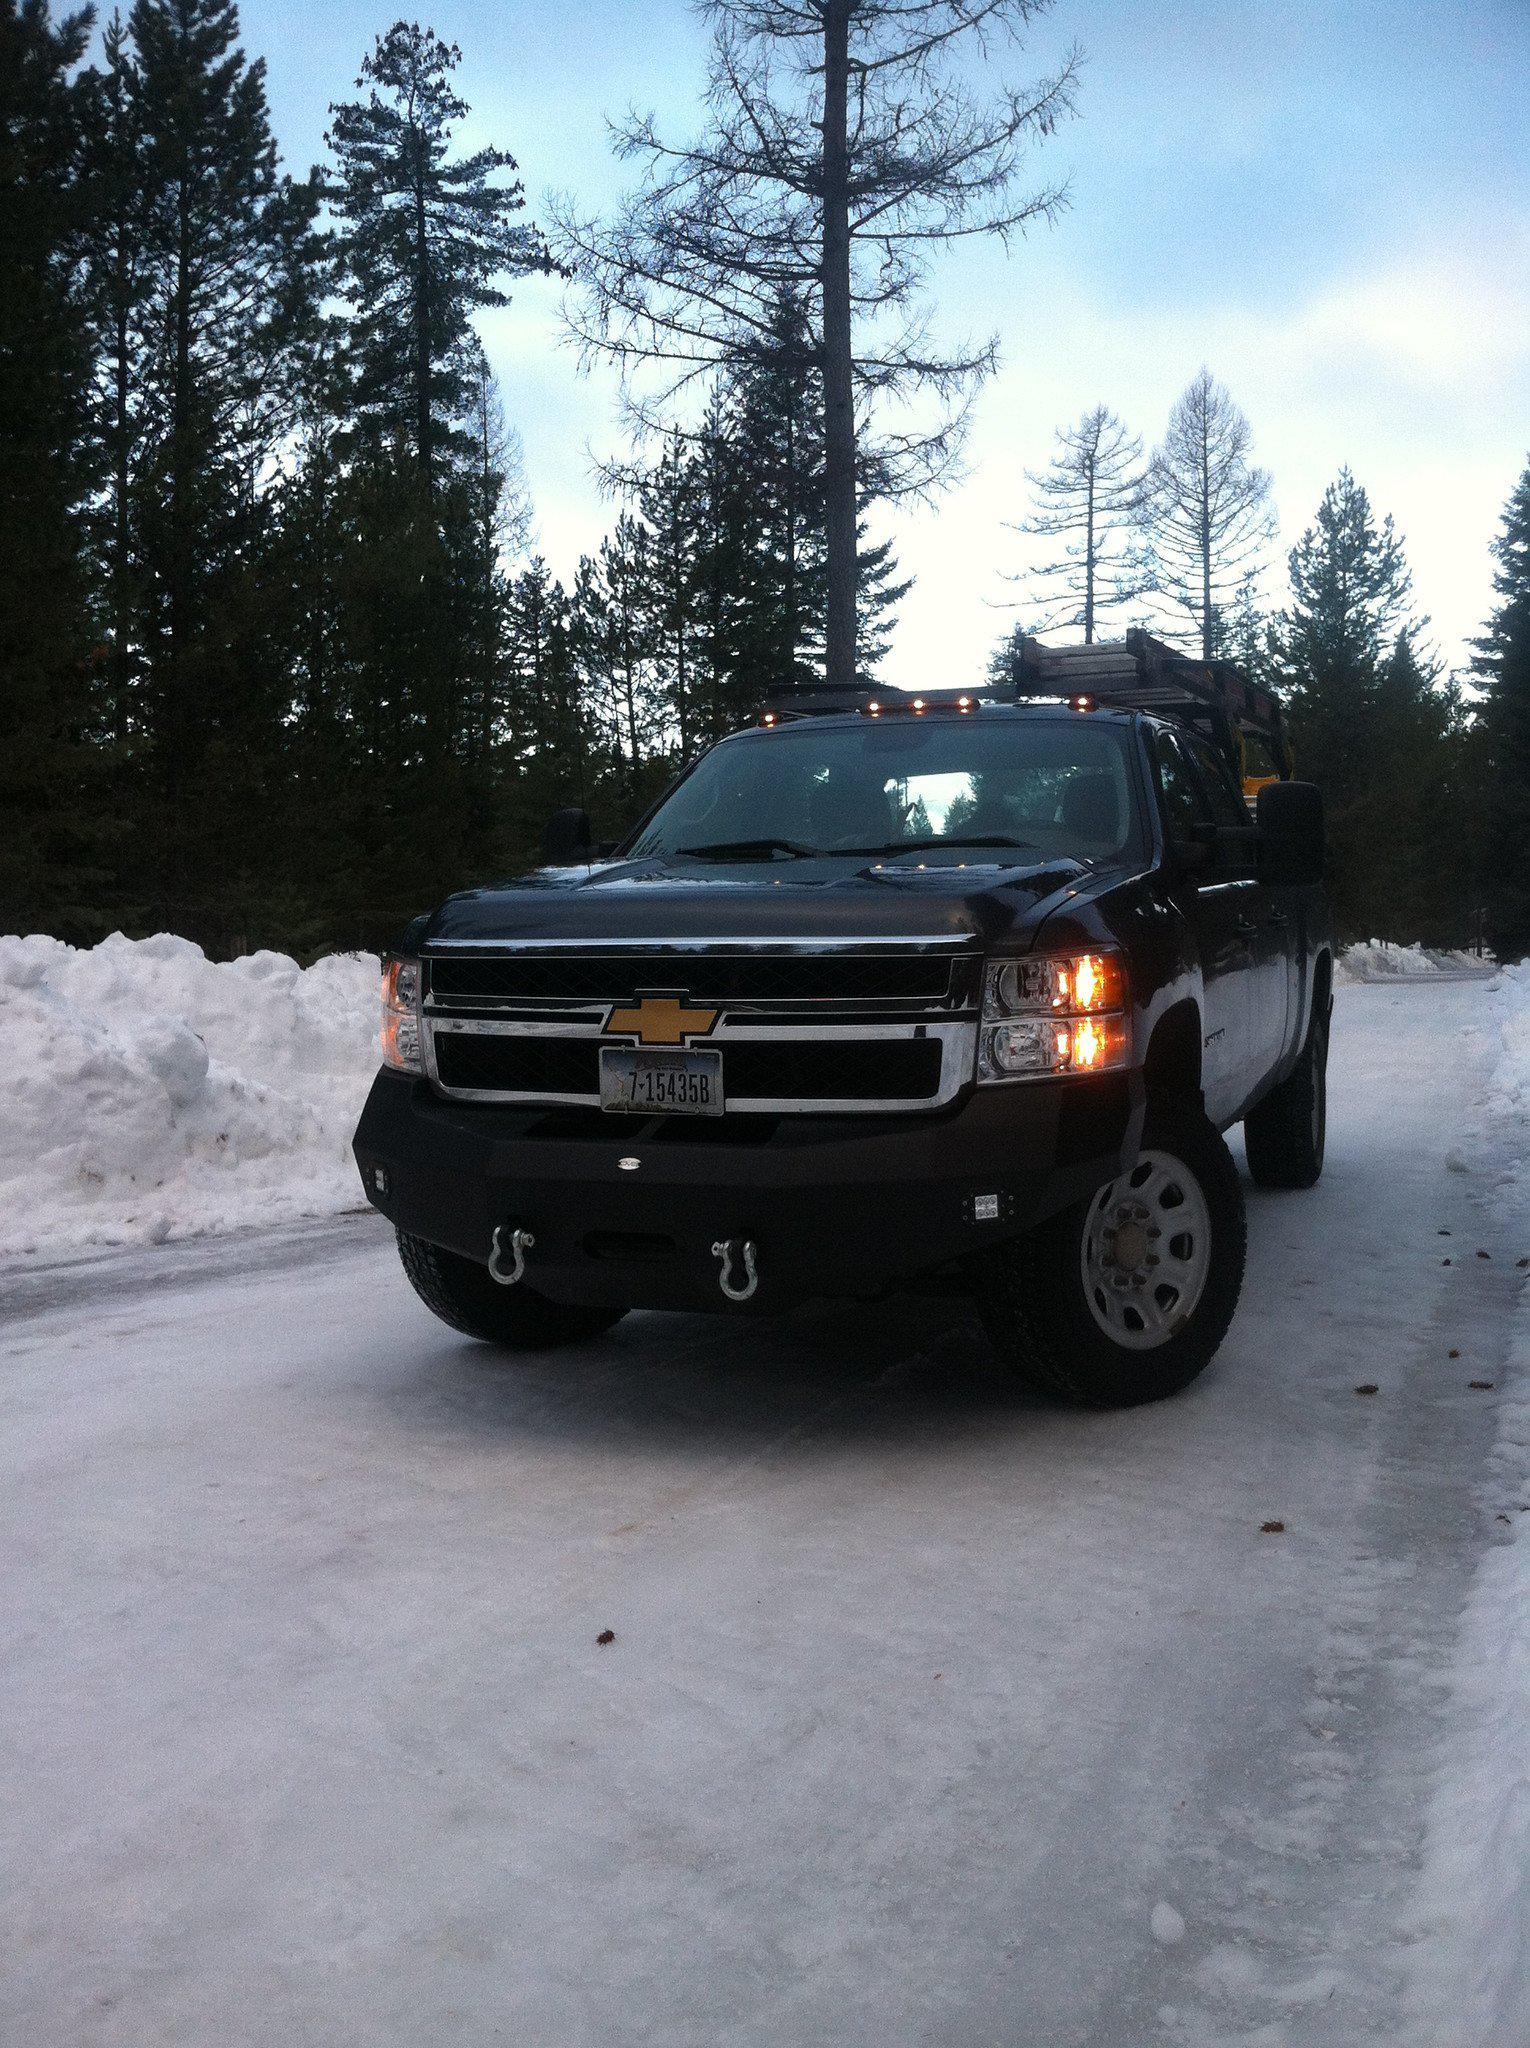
[867,700,881,716]
[912,697,926,713]
[979,951,1129,1081]
[1072,694,1094,711]
[761,711,777,726]
[957,695,973,712]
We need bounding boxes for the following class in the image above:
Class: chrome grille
[427,951,955,1007]
[432,1033,945,1103]
[421,937,979,1114]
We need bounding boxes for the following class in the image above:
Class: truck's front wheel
[397,1232,627,1349]
[976,1105,1246,1407]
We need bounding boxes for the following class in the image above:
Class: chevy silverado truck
[354,630,1331,1406]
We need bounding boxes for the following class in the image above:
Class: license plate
[599,1047,724,1116]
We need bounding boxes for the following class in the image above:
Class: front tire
[1244,1008,1328,1189]
[397,1231,627,1349]
[976,1103,1247,1407]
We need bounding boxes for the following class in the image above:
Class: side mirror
[541,806,593,866]
[1257,780,1324,887]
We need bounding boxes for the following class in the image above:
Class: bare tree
[1143,369,1275,658]
[1007,404,1145,642]
[554,0,1080,689]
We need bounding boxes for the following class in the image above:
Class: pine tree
[1010,406,1147,642]
[717,290,906,701]
[578,516,667,794]
[557,0,1077,691]
[84,10,151,754]
[1370,626,1471,941]
[317,22,560,917]
[1272,469,1449,937]
[724,300,829,699]
[637,439,704,755]
[124,0,316,939]
[983,622,1031,692]
[1224,570,1273,688]
[1472,461,1530,959]
[0,0,106,937]
[324,23,556,503]
[1145,371,1275,658]
[689,391,757,741]
[506,559,576,767]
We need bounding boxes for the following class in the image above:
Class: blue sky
[240,0,1530,686]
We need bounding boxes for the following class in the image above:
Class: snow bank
[1482,959,1530,1126]
[0,933,381,1259]
[1402,960,1530,2046]
[1404,1342,1530,2047]
[1334,939,1494,984]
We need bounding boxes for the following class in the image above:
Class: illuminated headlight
[979,951,1129,1080]
[381,954,422,1073]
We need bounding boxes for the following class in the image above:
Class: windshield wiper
[674,837,820,861]
[845,835,1042,857]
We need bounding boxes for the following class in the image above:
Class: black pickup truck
[354,631,1331,1407]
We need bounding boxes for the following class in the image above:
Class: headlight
[381,954,422,1073]
[979,951,1129,1081]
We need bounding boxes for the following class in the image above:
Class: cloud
[1288,252,1530,385]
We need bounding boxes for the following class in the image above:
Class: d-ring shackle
[489,1225,535,1287]
[710,1237,758,1303]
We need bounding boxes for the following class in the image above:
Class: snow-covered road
[3,981,1527,2048]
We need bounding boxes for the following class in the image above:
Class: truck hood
[414,852,1095,951]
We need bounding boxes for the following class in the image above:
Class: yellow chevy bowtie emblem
[604,995,720,1046]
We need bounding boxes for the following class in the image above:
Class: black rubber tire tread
[396,1231,627,1349]
[1244,1008,1328,1190]
[976,1101,1247,1409]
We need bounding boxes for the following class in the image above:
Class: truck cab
[355,632,1331,1407]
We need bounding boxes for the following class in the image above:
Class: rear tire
[397,1231,627,1349]
[976,1103,1246,1408]
[1244,1008,1328,1189]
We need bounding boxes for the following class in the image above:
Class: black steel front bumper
[353,1070,1145,1314]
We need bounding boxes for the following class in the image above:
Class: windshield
[623,715,1147,866]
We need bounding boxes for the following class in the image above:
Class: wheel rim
[1079,1148,1214,1352]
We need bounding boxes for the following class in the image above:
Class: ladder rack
[1011,627,1291,776]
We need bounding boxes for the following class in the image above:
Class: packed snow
[0,932,380,1258]
[1401,959,1530,2048]
[2,969,1529,2045]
